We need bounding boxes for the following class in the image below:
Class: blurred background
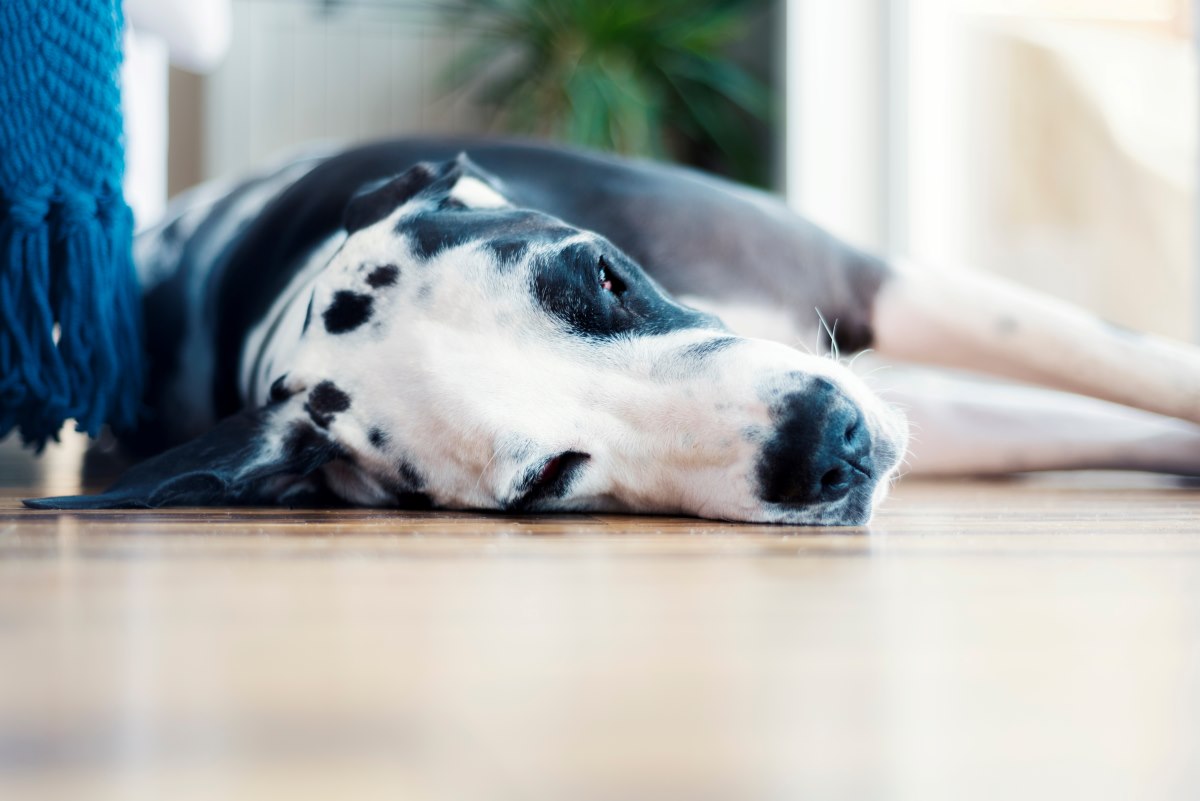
[159,0,1196,339]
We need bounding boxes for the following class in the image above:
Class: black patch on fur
[402,209,574,262]
[368,427,388,448]
[323,290,373,334]
[282,419,346,463]
[269,374,294,403]
[439,197,467,211]
[406,216,463,261]
[397,461,424,490]
[366,264,399,288]
[678,336,740,362]
[305,380,351,428]
[533,241,721,339]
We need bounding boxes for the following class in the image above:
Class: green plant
[441,0,773,184]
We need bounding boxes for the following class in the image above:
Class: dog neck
[239,233,346,407]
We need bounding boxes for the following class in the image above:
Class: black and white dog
[27,138,1200,524]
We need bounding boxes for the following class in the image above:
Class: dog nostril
[757,387,875,507]
[820,466,851,495]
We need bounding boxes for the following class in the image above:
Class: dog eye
[598,258,627,296]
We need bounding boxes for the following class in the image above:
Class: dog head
[29,155,908,525]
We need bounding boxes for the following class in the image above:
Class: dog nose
[757,378,874,506]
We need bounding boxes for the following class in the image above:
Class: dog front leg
[860,362,1200,476]
[871,262,1200,425]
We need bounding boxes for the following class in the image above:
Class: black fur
[677,336,741,362]
[269,374,294,403]
[533,240,720,339]
[403,209,575,262]
[24,413,340,509]
[343,163,438,233]
[397,461,424,490]
[366,264,399,288]
[323,291,374,334]
[305,380,351,429]
[488,238,528,268]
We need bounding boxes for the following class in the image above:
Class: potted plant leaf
[440,0,775,185]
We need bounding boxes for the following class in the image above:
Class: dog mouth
[506,451,591,511]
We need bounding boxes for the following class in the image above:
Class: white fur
[449,176,510,209]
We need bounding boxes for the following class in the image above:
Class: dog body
[27,138,1200,523]
[135,139,887,444]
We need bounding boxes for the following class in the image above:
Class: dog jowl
[27,155,908,524]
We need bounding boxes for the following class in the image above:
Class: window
[786,0,1196,340]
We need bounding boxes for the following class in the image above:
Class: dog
[24,138,1200,524]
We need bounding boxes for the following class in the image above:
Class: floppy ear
[343,153,507,233]
[23,410,342,510]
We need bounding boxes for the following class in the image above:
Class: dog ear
[344,162,442,233]
[343,153,507,233]
[23,410,342,510]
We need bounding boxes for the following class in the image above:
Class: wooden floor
[2,448,1200,799]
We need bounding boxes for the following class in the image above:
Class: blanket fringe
[1,191,143,450]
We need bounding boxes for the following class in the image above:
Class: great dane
[25,138,1200,524]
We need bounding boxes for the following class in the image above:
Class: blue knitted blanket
[0,0,143,448]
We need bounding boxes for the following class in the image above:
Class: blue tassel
[0,191,143,450]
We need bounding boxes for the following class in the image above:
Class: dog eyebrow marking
[323,290,373,334]
[305,380,351,428]
[366,264,399,288]
[652,336,742,381]
[678,336,740,361]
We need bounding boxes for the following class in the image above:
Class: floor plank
[2,458,1199,800]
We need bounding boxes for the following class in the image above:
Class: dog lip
[507,451,591,511]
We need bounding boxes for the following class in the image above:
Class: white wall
[203,0,486,182]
